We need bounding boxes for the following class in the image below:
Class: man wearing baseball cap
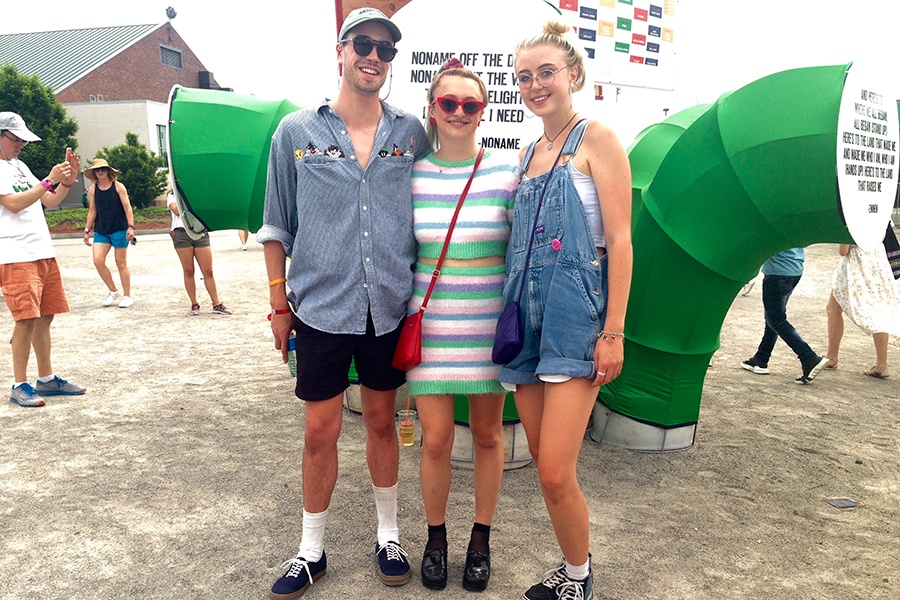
[259,7,427,599]
[0,112,86,407]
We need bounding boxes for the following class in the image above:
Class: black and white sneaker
[741,357,769,375]
[795,356,829,385]
[523,562,568,600]
[553,571,594,600]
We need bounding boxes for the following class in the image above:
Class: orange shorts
[0,258,70,321]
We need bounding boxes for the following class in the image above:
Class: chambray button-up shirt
[257,100,429,336]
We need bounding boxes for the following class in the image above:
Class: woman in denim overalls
[502,21,633,600]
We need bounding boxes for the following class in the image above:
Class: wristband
[268,278,287,287]
[127,224,134,229]
[40,179,54,192]
[267,307,292,321]
[61,182,73,188]
[84,229,90,234]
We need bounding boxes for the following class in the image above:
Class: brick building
[0,22,226,206]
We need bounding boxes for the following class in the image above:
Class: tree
[95,133,168,209]
[0,65,78,180]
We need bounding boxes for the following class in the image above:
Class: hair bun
[543,21,570,36]
[440,57,466,72]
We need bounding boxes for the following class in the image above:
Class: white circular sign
[835,61,899,250]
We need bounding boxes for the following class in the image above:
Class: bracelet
[40,179,55,193]
[61,182,73,188]
[127,224,134,229]
[84,229,90,234]
[267,307,292,321]
[599,330,625,341]
[268,278,287,287]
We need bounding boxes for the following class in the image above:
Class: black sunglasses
[341,36,398,63]
[434,97,485,116]
[94,166,109,173]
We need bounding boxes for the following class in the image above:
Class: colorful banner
[559,0,676,90]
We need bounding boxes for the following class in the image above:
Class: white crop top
[568,162,605,248]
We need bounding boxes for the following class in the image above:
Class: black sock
[425,523,447,553]
[467,522,491,554]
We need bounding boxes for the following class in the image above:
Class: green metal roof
[0,24,161,92]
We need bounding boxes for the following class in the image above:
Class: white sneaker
[102,291,121,306]
[118,296,134,308]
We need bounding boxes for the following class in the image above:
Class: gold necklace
[543,113,578,150]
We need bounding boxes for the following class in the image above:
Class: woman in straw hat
[83,159,135,308]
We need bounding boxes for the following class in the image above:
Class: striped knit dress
[406,149,520,396]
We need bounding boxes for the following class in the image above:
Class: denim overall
[498,120,608,384]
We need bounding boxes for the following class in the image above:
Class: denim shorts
[93,230,129,248]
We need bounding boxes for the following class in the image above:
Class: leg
[30,314,55,378]
[238,230,249,245]
[753,276,781,364]
[762,275,818,366]
[113,247,131,297]
[865,333,890,377]
[11,318,37,382]
[825,292,844,367]
[417,394,455,526]
[92,243,117,291]
[301,394,345,512]
[534,379,596,566]
[193,246,220,305]
[360,386,400,488]
[513,382,546,467]
[468,393,505,526]
[175,247,199,305]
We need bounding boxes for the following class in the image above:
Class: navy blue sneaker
[269,551,326,600]
[523,562,567,600]
[376,540,411,586]
[34,375,85,396]
[553,571,593,600]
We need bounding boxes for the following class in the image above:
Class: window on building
[157,125,168,160]
[160,45,183,69]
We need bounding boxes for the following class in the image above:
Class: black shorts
[293,312,406,401]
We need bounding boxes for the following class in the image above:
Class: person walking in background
[825,241,900,378]
[741,248,830,383]
[406,58,519,593]
[83,159,135,308]
[238,229,249,250]
[0,112,86,407]
[258,8,429,599]
[167,189,232,316]
[499,22,633,600]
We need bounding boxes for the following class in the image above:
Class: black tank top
[93,184,128,234]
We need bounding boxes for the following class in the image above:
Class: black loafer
[462,550,490,592]
[421,547,448,590]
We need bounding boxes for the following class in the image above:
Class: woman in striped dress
[406,58,519,592]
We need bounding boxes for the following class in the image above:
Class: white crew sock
[373,483,400,546]
[297,508,328,561]
[37,374,56,383]
[565,558,590,581]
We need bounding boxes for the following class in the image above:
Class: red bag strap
[420,147,485,310]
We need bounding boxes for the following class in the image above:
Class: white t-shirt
[0,158,55,264]
[167,192,183,230]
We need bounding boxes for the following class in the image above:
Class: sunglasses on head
[433,97,485,116]
[341,35,398,62]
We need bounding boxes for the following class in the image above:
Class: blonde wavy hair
[514,21,586,93]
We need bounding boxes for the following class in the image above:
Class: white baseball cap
[0,112,41,142]
[338,7,401,43]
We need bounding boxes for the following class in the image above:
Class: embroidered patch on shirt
[377,147,390,158]
[305,142,320,155]
[324,144,345,158]
[294,149,304,161]
[390,144,404,156]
